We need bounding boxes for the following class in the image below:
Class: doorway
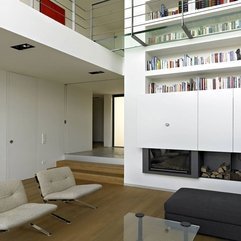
[113,95,124,147]
[93,96,104,148]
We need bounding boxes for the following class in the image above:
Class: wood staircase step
[56,160,124,185]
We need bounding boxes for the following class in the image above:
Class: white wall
[0,68,65,180]
[0,71,7,181]
[104,94,112,147]
[37,79,65,170]
[124,44,241,195]
[65,85,92,153]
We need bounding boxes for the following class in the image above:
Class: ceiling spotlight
[11,43,35,51]
[89,71,105,75]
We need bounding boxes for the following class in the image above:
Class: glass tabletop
[124,213,199,241]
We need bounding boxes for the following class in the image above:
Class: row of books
[196,0,237,9]
[146,1,188,21]
[147,19,241,45]
[146,0,238,21]
[148,76,241,93]
[192,20,241,36]
[147,50,238,70]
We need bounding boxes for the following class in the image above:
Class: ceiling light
[89,71,105,75]
[11,43,35,51]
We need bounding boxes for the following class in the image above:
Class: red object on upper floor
[40,0,65,25]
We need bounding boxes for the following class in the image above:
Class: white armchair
[0,180,57,236]
[36,167,102,223]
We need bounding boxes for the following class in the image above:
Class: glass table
[124,213,199,241]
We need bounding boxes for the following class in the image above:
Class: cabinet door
[137,92,198,150]
[198,89,233,152]
[234,88,241,152]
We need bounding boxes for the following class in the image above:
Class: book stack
[146,1,190,21]
[149,81,192,93]
[193,76,241,90]
[178,0,189,13]
[196,0,237,9]
[147,56,161,70]
[148,76,241,93]
[147,17,241,45]
[147,3,176,20]
[147,50,237,71]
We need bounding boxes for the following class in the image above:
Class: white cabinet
[233,88,241,152]
[198,89,233,152]
[137,92,198,150]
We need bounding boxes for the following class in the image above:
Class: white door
[137,92,198,150]
[233,88,241,152]
[64,86,92,153]
[6,73,37,180]
[198,89,233,152]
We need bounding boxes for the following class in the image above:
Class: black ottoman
[164,188,241,241]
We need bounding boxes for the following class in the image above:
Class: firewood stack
[231,170,241,181]
[201,162,231,179]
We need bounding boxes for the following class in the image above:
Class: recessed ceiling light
[11,43,35,51]
[89,71,105,75]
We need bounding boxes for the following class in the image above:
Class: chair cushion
[36,167,76,198]
[0,203,57,230]
[44,184,102,200]
[0,180,28,213]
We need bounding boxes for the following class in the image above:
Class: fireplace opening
[200,152,241,180]
[143,148,200,178]
[149,149,191,174]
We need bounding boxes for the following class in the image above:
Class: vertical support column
[135,213,144,241]
[72,0,76,31]
[131,0,134,36]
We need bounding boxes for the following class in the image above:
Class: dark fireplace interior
[149,149,191,174]
[143,148,200,178]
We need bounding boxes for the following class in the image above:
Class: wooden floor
[1,179,224,241]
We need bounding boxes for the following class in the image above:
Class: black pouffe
[164,188,241,241]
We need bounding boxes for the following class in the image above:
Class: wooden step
[56,160,124,185]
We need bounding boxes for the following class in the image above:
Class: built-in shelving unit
[143,1,241,94]
[136,0,241,167]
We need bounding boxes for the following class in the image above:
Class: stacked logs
[231,170,241,181]
[201,162,231,179]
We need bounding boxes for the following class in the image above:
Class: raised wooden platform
[56,160,124,185]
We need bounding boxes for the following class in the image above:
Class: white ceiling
[0,27,124,95]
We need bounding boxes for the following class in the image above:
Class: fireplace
[143,149,241,181]
[143,148,200,178]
